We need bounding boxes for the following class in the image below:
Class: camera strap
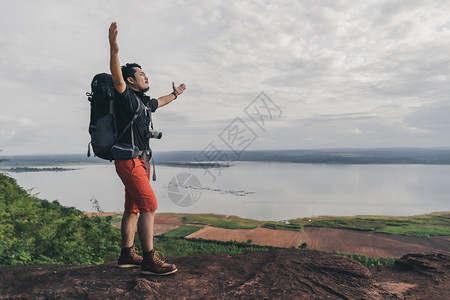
[142,100,156,181]
[145,104,154,131]
[149,109,156,181]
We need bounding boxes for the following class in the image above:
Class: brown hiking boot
[141,249,177,275]
[118,245,143,268]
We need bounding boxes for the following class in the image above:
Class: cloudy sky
[1,0,450,156]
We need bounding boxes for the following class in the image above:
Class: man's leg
[138,211,155,251]
[118,212,143,268]
[121,212,138,247]
[140,210,177,275]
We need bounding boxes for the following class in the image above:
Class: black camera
[149,130,162,139]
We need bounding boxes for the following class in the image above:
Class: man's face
[130,67,149,92]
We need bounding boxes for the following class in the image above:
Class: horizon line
[3,146,450,157]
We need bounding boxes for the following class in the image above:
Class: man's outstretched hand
[172,82,187,96]
[109,22,119,54]
[158,83,187,108]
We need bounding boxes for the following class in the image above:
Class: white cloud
[0,0,450,155]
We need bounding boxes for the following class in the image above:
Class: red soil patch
[187,227,304,248]
[154,214,183,225]
[153,215,184,235]
[187,226,450,257]
[303,227,449,257]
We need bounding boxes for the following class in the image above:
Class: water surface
[4,162,449,221]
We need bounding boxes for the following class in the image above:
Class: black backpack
[86,73,140,161]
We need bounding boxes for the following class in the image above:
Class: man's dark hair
[121,63,142,83]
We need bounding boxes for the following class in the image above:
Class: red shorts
[115,158,158,213]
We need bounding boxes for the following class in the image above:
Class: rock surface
[0,250,448,299]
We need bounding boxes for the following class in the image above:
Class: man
[109,22,186,275]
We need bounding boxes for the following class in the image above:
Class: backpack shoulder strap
[117,94,142,142]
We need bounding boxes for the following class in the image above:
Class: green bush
[298,242,308,249]
[0,173,120,265]
[332,251,396,268]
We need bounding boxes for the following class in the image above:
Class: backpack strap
[151,155,156,181]
[117,94,142,143]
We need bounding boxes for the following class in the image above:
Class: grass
[296,212,450,237]
[181,214,261,229]
[375,225,450,237]
[153,236,277,257]
[160,225,203,238]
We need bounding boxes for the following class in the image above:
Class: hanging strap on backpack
[147,103,157,181]
[139,100,157,181]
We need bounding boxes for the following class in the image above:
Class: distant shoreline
[3,147,450,166]
[1,167,78,173]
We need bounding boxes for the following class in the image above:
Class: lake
[3,162,450,221]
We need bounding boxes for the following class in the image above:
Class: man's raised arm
[108,22,126,94]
